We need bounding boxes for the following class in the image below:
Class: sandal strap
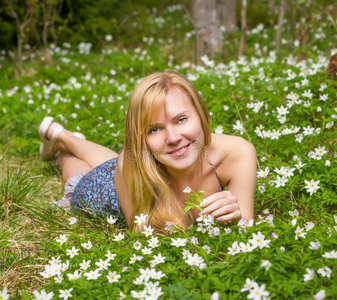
[38,116,54,141]
[50,124,64,141]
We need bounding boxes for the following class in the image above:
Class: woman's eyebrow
[173,110,190,118]
[149,110,191,127]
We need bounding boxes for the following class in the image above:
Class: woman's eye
[148,127,159,134]
[178,117,187,123]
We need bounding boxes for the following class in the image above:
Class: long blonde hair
[123,70,211,232]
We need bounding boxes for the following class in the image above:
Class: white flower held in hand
[183,186,191,193]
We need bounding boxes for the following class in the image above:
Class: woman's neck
[166,158,204,196]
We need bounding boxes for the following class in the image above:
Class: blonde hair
[123,70,211,233]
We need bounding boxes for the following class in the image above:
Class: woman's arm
[115,151,134,228]
[201,136,257,223]
[226,138,256,221]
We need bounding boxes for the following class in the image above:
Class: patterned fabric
[68,157,125,224]
[52,172,86,209]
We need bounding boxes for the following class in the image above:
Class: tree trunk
[43,21,50,47]
[287,0,296,40]
[41,0,54,47]
[5,0,36,70]
[192,0,223,64]
[218,0,237,32]
[50,0,64,44]
[6,9,24,69]
[275,0,286,53]
[300,0,314,53]
[239,0,247,56]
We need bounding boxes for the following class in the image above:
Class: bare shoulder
[209,133,256,163]
[206,134,256,184]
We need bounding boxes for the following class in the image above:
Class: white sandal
[39,117,64,160]
[39,116,86,160]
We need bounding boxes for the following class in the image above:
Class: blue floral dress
[57,157,125,225]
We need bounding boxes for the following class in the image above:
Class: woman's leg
[47,122,119,170]
[57,153,93,183]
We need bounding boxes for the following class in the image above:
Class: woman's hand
[201,191,241,223]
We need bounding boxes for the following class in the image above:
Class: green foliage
[182,190,204,213]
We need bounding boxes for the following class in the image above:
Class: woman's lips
[167,144,191,157]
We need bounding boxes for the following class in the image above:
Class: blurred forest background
[1,0,337,70]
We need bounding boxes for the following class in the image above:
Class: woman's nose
[166,126,181,144]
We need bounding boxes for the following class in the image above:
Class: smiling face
[145,87,205,173]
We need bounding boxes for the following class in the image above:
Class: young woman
[39,70,257,232]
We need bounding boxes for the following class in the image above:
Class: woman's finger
[204,201,240,218]
[201,191,234,208]
[202,195,237,215]
[216,210,242,223]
